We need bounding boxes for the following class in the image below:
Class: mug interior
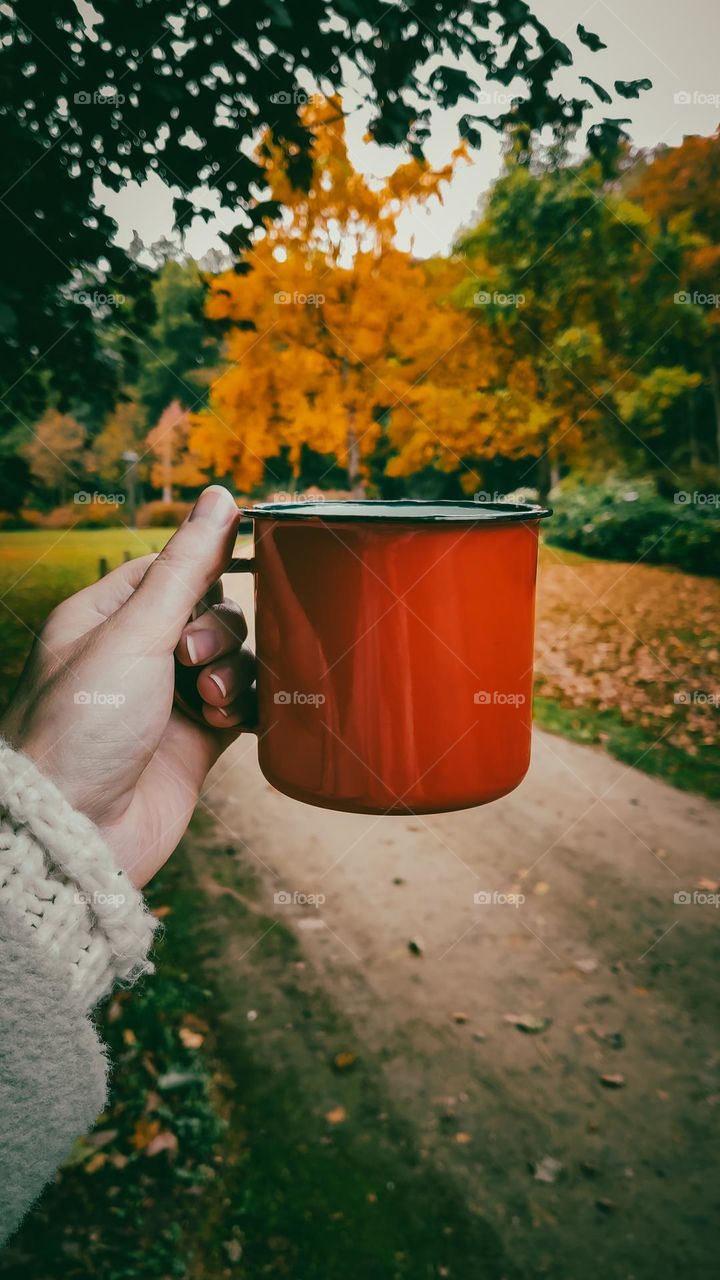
[243,499,551,524]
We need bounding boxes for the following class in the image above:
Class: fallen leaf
[179,1027,205,1050]
[503,1013,552,1034]
[454,1132,472,1144]
[533,881,550,896]
[595,1199,619,1214]
[325,1106,347,1125]
[224,1239,243,1264]
[599,1073,625,1088]
[332,1051,356,1072]
[130,1118,161,1150]
[84,1128,119,1150]
[533,1155,563,1183]
[574,957,599,974]
[85,1153,107,1174]
[452,1012,469,1024]
[122,1028,137,1047]
[157,1070,199,1092]
[146,1130,179,1158]
[151,905,173,919]
[697,877,719,892]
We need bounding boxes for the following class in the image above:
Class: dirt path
[199,571,720,1279]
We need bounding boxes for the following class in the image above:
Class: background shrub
[136,500,193,527]
[21,501,127,529]
[546,477,720,575]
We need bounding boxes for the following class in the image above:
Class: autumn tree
[630,130,720,465]
[23,409,87,504]
[146,400,207,501]
[448,144,715,493]
[1,1,645,437]
[90,399,148,489]
[192,100,498,495]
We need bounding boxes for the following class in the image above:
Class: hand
[0,486,254,888]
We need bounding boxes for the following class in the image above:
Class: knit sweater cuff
[0,739,158,1009]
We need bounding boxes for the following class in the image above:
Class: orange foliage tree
[23,408,87,503]
[146,399,207,499]
[90,400,148,487]
[191,99,499,494]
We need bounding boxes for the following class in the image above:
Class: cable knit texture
[0,738,157,1008]
[0,914,109,1244]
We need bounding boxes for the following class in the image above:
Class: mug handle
[173,555,257,726]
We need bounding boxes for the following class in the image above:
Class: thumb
[117,486,241,651]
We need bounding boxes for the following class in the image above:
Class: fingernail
[186,629,217,664]
[189,486,237,528]
[217,706,229,718]
[209,672,227,699]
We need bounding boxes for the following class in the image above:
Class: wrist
[0,737,157,1008]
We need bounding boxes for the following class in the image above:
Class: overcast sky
[100,0,720,261]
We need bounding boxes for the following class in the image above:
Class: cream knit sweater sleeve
[0,738,158,1243]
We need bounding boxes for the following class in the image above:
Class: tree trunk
[346,404,364,497]
[162,483,172,502]
[708,348,720,466]
[342,355,364,496]
[688,391,699,468]
[536,450,552,504]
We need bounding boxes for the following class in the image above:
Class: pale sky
[99,0,720,262]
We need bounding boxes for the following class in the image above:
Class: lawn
[0,529,717,798]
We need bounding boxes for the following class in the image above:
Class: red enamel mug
[231,499,550,815]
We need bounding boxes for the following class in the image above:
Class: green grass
[534,695,720,801]
[0,816,510,1280]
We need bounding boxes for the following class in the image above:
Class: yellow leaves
[196,100,585,488]
[198,245,479,485]
[130,1117,161,1151]
[129,1117,179,1158]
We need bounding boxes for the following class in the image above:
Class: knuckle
[213,602,248,641]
